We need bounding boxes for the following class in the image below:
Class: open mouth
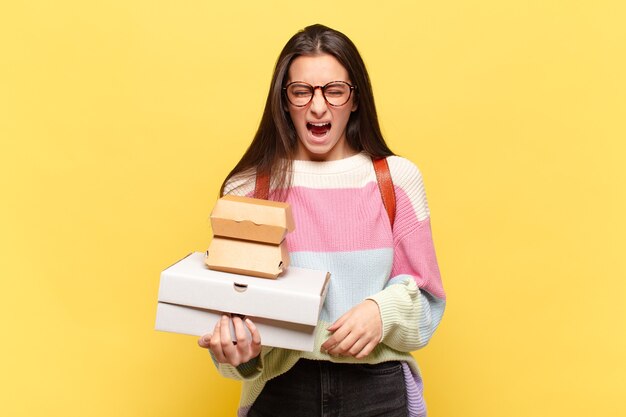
[307,122,331,137]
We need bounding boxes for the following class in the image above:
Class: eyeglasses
[283,81,356,107]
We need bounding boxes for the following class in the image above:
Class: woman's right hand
[197,314,262,367]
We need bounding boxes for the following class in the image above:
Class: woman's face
[286,54,357,161]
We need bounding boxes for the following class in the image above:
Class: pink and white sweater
[215,152,446,417]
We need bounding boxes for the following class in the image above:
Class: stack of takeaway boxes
[155,195,331,351]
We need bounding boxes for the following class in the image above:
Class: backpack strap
[254,170,270,200]
[372,157,396,229]
[254,156,396,228]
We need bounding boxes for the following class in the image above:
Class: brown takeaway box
[206,195,295,279]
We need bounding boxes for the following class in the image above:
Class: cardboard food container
[155,252,331,352]
[206,195,295,279]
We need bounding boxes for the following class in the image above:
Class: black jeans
[248,359,407,417]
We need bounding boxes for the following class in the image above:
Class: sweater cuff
[235,355,262,378]
[210,350,264,381]
[366,278,419,344]
[367,292,397,343]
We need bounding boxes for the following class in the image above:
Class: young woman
[198,24,446,417]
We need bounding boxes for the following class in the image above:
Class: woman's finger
[329,331,358,356]
[245,318,262,348]
[210,320,227,363]
[327,312,347,332]
[355,340,378,359]
[219,315,238,360]
[346,336,368,357]
[321,322,351,353]
[197,333,212,348]
[232,316,250,346]
[321,336,338,354]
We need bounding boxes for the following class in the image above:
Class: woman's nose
[309,89,328,114]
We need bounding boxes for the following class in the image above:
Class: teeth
[308,122,330,127]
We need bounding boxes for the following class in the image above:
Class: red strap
[255,157,396,228]
[373,157,396,229]
[254,170,270,200]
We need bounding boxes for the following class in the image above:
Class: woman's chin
[297,139,355,161]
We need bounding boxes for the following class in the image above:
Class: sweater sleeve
[366,157,446,352]
[221,170,256,197]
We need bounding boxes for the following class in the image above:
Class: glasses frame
[283,81,357,107]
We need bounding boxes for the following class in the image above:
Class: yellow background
[1,1,625,416]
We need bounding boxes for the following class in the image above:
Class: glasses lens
[323,82,351,106]
[286,83,313,106]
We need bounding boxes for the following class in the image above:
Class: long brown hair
[220,24,394,199]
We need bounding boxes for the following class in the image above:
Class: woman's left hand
[321,299,382,359]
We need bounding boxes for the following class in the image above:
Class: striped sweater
[215,152,446,417]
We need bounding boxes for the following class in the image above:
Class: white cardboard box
[155,252,330,351]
